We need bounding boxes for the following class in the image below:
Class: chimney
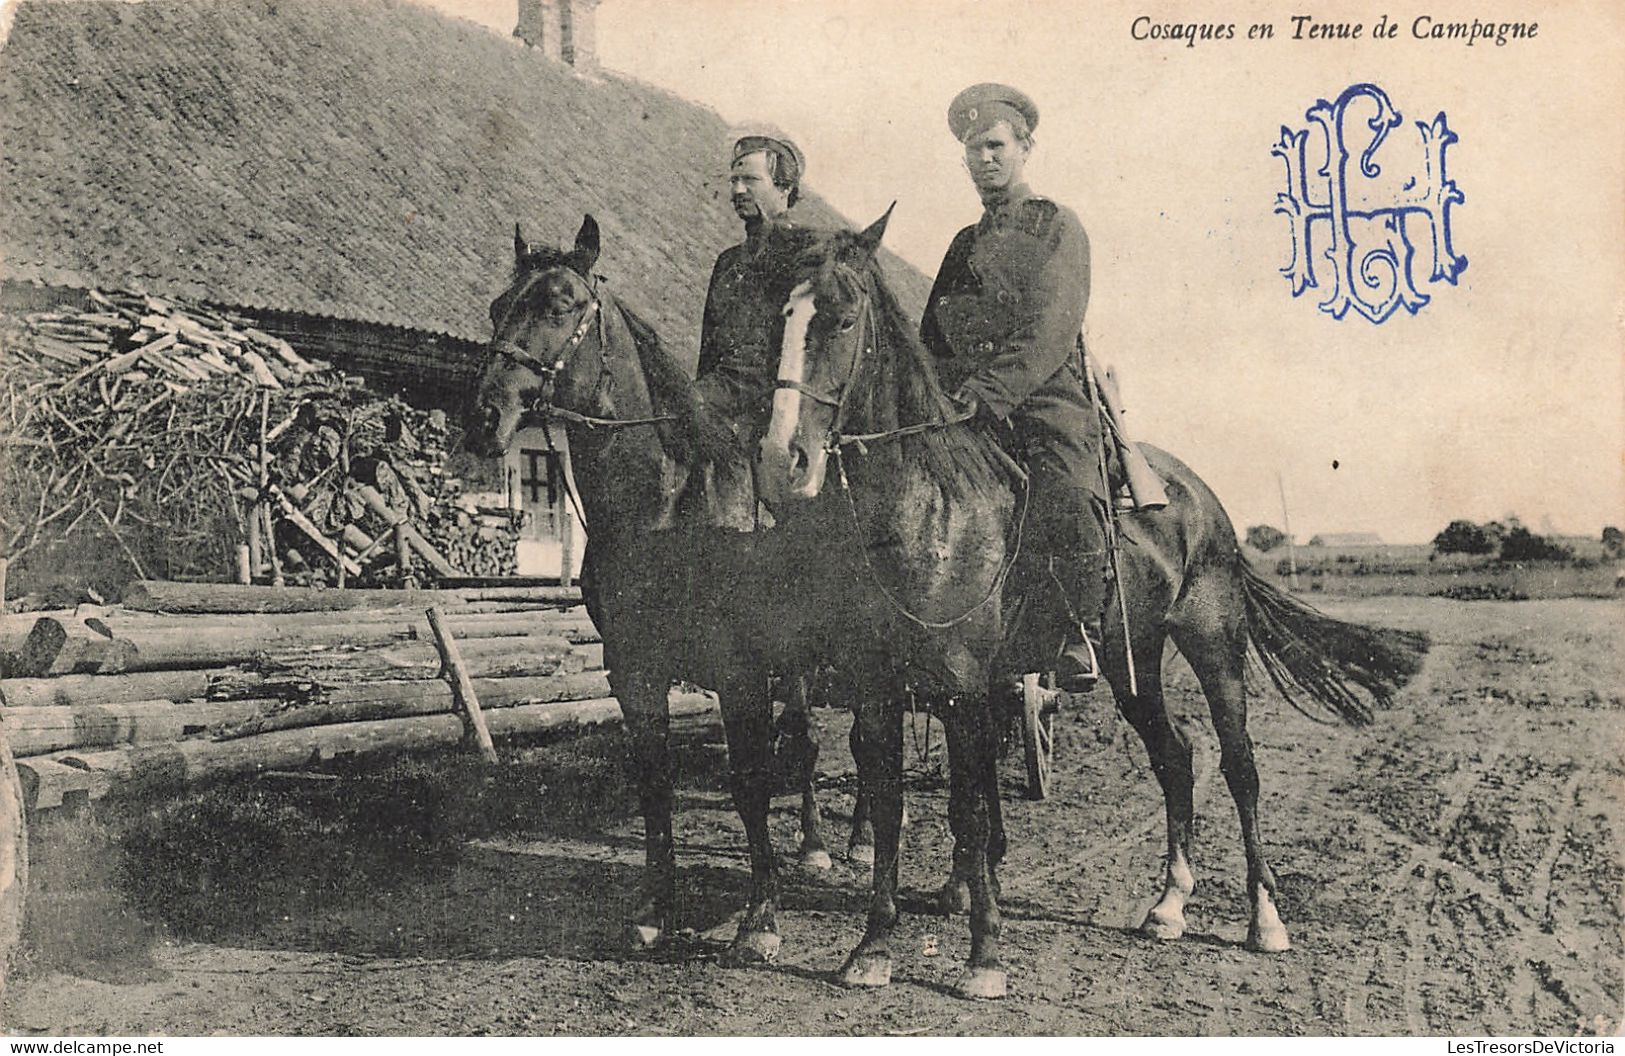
[514,0,599,71]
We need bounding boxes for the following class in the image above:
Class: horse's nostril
[789,445,809,476]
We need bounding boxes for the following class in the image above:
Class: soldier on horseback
[920,83,1107,691]
[687,131,809,527]
[697,131,807,443]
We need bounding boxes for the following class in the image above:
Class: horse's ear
[855,202,896,257]
[513,223,528,267]
[571,214,601,275]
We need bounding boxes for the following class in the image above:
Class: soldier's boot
[1052,503,1111,694]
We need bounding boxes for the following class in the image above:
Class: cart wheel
[0,723,26,998]
[1020,672,1057,800]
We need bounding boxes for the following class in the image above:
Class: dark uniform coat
[696,226,796,439]
[920,184,1104,510]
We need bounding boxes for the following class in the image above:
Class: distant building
[1306,532,1385,547]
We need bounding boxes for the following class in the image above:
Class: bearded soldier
[920,83,1106,689]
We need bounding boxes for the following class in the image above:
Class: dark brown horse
[754,212,1428,998]
[466,216,868,961]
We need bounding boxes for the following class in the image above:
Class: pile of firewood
[0,289,518,597]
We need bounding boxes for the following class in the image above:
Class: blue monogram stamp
[1273,83,1467,323]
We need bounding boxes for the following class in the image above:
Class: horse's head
[466,215,607,457]
[757,207,894,507]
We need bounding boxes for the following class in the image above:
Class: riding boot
[1052,502,1111,693]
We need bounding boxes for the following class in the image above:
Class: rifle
[1088,356,1168,510]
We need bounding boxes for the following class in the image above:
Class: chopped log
[0,669,220,709]
[353,485,460,578]
[16,756,113,811]
[19,617,137,677]
[214,670,612,739]
[120,580,498,614]
[6,699,264,756]
[264,634,584,684]
[426,606,497,764]
[269,486,360,577]
[96,606,591,640]
[29,691,716,802]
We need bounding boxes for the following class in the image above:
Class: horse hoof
[626,922,663,950]
[848,843,875,867]
[1246,922,1292,954]
[838,952,892,989]
[1140,910,1185,942]
[936,880,970,916]
[800,848,834,872]
[725,929,781,965]
[957,966,1007,1000]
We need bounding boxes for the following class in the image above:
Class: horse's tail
[1239,562,1429,725]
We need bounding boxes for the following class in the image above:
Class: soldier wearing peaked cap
[920,83,1107,689]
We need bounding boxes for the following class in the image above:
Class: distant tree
[1432,519,1495,555]
[1603,526,1623,558]
[1498,526,1574,562]
[1246,524,1289,552]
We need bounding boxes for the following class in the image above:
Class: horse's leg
[1105,630,1197,942]
[1174,589,1291,953]
[780,673,833,872]
[837,690,904,988]
[847,715,876,865]
[940,677,1007,999]
[616,663,678,949]
[718,662,785,965]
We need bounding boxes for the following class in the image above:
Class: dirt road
[5,597,1620,1035]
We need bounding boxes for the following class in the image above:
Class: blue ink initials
[1273,83,1467,323]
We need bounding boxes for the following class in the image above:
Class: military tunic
[920,184,1104,508]
[696,226,795,439]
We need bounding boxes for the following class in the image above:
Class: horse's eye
[836,317,857,333]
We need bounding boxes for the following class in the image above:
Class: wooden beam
[425,606,497,764]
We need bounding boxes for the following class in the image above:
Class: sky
[16,0,1619,543]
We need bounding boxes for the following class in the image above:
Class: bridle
[487,267,674,432]
[485,265,676,533]
[774,261,1028,632]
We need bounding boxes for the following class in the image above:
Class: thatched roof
[0,0,928,349]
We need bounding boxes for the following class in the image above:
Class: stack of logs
[0,289,518,594]
[0,579,712,810]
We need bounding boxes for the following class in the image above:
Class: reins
[807,262,1030,632]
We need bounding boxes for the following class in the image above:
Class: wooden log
[215,670,611,738]
[19,617,137,677]
[269,486,361,577]
[0,669,220,709]
[265,635,584,684]
[96,606,593,640]
[360,492,460,579]
[29,691,716,803]
[426,606,497,764]
[121,580,489,614]
[6,699,264,756]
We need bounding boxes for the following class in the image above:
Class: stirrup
[1055,630,1100,693]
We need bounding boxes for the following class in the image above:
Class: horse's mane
[782,228,1015,505]
[611,297,728,463]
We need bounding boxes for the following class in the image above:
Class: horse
[466,215,866,961]
[753,210,1429,998]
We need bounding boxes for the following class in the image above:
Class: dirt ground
[4,596,1620,1036]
